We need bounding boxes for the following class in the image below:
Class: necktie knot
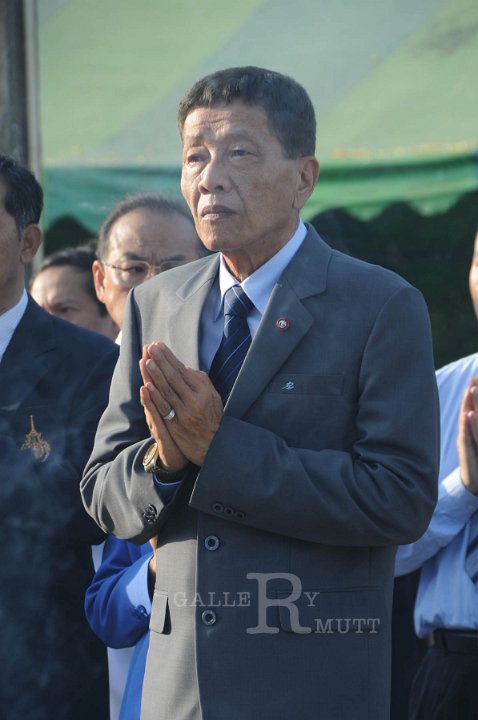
[223,285,253,319]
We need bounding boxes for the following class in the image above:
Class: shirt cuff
[153,476,182,503]
[125,555,152,615]
[441,467,478,522]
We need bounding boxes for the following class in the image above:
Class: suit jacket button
[212,502,223,513]
[223,506,234,517]
[141,503,157,524]
[204,535,220,551]
[201,609,217,626]
[234,510,245,520]
[132,605,148,618]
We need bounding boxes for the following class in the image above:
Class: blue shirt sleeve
[85,534,152,648]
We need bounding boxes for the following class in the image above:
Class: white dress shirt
[395,352,478,636]
[0,290,28,364]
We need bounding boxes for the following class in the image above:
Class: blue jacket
[85,535,151,719]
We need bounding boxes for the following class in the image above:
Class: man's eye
[231,148,248,157]
[186,154,203,165]
[125,265,148,276]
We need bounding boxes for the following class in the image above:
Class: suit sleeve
[81,291,190,542]
[190,285,440,547]
[85,535,151,648]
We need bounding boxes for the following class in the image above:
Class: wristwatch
[143,442,162,474]
[142,442,184,482]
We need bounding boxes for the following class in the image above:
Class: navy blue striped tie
[210,285,254,404]
[465,514,478,585]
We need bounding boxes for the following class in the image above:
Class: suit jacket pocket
[276,586,384,635]
[267,374,344,396]
[150,590,169,634]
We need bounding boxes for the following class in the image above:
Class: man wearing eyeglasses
[93,193,202,336]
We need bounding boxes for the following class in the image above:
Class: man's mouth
[201,205,234,219]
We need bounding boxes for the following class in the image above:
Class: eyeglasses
[102,259,187,288]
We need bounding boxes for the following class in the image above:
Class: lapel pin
[21,415,51,462]
[282,381,295,391]
[275,317,290,331]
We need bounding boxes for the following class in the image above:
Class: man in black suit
[0,155,118,719]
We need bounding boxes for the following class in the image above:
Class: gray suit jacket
[82,226,439,720]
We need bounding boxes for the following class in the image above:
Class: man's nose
[198,156,230,194]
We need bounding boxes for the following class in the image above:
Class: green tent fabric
[39,0,478,232]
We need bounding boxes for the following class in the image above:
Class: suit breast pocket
[248,373,353,449]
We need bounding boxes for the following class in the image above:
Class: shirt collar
[216,220,307,318]
[0,289,28,363]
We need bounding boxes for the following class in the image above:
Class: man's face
[180,100,318,278]
[0,180,24,313]
[31,265,117,339]
[93,208,200,330]
[469,232,478,321]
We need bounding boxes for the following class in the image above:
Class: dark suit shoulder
[25,298,118,362]
[49,313,118,360]
[4,299,118,379]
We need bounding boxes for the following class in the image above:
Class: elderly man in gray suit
[82,66,439,720]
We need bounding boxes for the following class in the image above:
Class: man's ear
[92,259,106,302]
[292,157,320,211]
[20,224,42,264]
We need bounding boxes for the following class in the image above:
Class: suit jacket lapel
[0,298,57,413]
[169,255,220,370]
[225,226,332,418]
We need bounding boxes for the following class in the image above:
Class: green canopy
[39,0,478,232]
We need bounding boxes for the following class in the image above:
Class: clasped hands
[139,342,223,472]
[458,376,478,496]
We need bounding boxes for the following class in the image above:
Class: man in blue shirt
[396,230,478,719]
